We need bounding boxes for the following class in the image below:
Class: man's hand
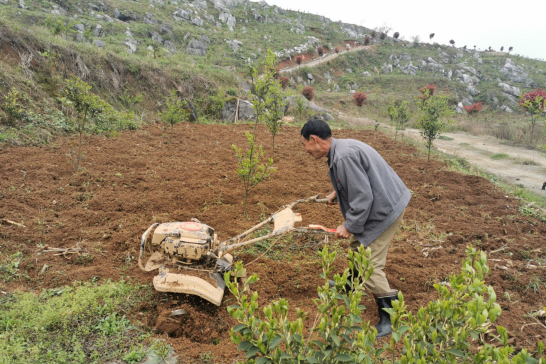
[327,191,338,205]
[334,224,351,239]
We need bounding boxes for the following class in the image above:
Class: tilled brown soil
[1,124,545,362]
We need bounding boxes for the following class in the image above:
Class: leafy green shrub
[159,89,189,131]
[225,246,545,364]
[415,89,453,183]
[1,88,24,127]
[387,100,412,141]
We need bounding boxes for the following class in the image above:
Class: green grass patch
[491,153,510,160]
[459,143,470,146]
[438,135,454,140]
[0,280,154,363]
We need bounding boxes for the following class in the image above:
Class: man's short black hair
[300,119,332,140]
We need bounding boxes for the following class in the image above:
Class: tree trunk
[425,144,432,185]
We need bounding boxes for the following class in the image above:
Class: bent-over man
[300,119,411,338]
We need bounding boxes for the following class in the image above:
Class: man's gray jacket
[328,138,411,247]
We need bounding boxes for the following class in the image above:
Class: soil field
[1,124,545,362]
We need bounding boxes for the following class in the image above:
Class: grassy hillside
[1,0,545,147]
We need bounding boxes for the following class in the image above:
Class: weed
[122,345,148,364]
[0,251,26,282]
[200,351,213,363]
[95,312,131,336]
[75,254,94,266]
[525,276,546,294]
[491,153,510,160]
[0,280,153,363]
[153,340,171,359]
[438,135,454,140]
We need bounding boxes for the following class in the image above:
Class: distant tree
[364,36,371,46]
[488,46,492,51]
[353,92,367,114]
[295,55,303,69]
[334,47,340,54]
[463,45,467,50]
[317,46,324,57]
[380,32,387,40]
[509,46,513,53]
[160,89,189,132]
[501,46,504,52]
[302,86,315,101]
[429,33,435,40]
[474,45,476,49]
[370,30,377,38]
[519,88,546,145]
[449,39,455,47]
[393,32,400,39]
[279,76,289,89]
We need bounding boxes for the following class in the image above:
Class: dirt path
[279,45,372,74]
[345,117,546,194]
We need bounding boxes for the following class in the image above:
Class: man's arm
[336,156,373,234]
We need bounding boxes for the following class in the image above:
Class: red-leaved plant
[364,36,371,46]
[334,47,340,54]
[302,86,315,101]
[279,76,289,90]
[393,32,400,39]
[353,92,367,114]
[519,88,546,144]
[463,102,483,116]
[419,84,436,99]
[295,55,303,68]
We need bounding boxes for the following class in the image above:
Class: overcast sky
[266,0,546,61]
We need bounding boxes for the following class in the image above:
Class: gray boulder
[333,84,340,92]
[51,5,67,15]
[144,12,158,25]
[381,63,393,74]
[186,39,207,56]
[173,8,190,21]
[195,0,207,9]
[312,113,334,122]
[226,39,242,51]
[122,41,137,54]
[163,40,177,53]
[307,73,314,81]
[88,3,100,11]
[74,33,85,42]
[498,83,520,97]
[191,16,203,27]
[466,85,479,97]
[159,24,173,37]
[500,105,513,113]
[402,62,418,76]
[200,34,210,44]
[93,24,102,37]
[148,31,163,43]
[455,102,464,114]
[93,39,106,48]
[103,15,114,23]
[74,23,85,32]
[362,71,371,77]
[222,99,255,121]
[114,8,137,21]
[0,0,9,5]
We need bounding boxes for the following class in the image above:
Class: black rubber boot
[374,291,398,338]
[542,182,546,190]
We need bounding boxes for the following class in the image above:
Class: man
[300,119,411,338]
